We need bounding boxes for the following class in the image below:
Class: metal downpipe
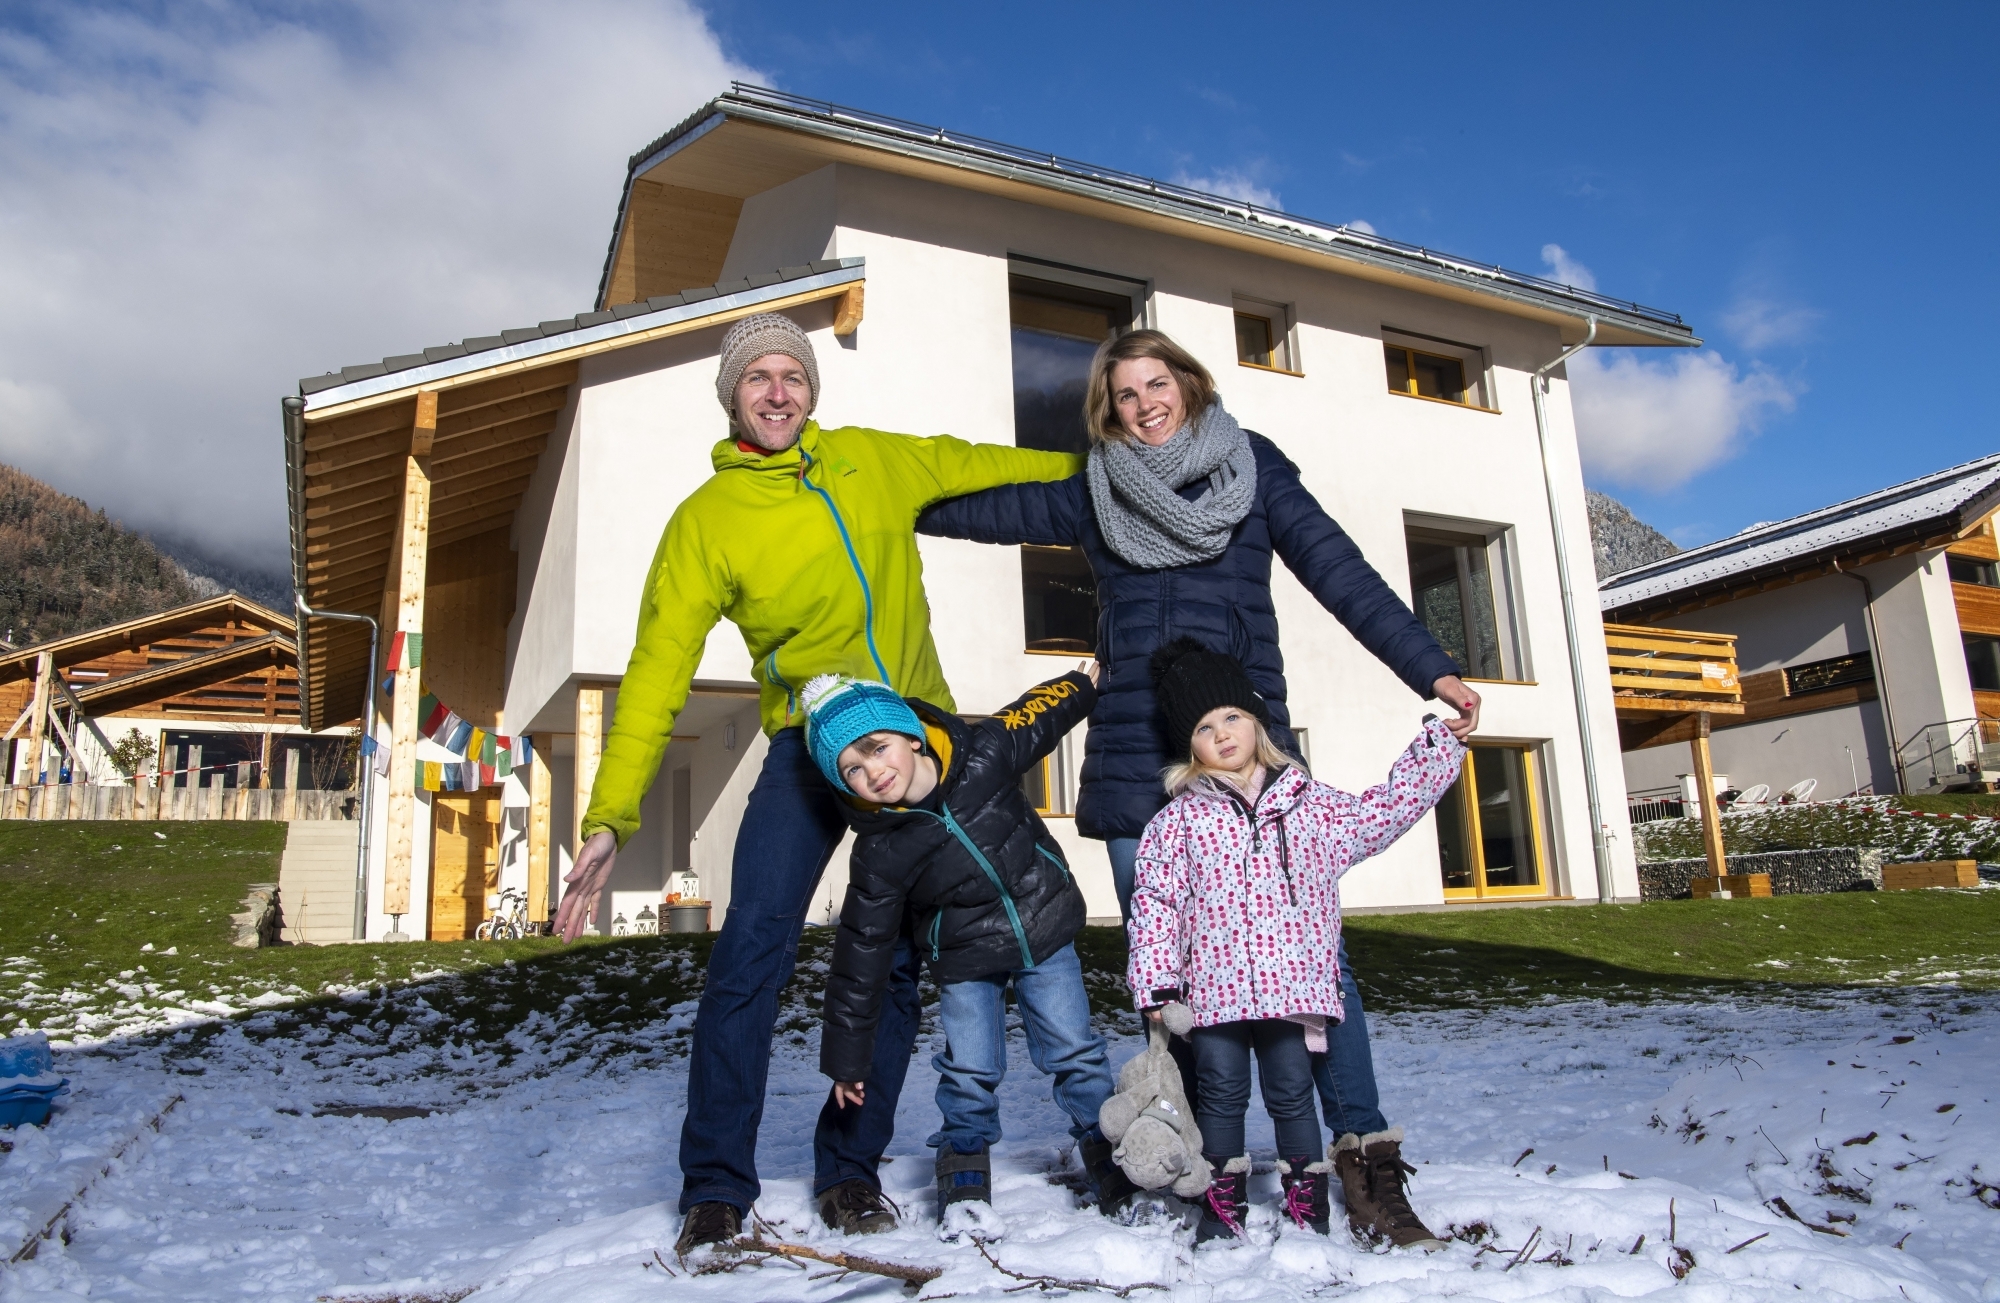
[285,396,381,940]
[1529,316,1618,903]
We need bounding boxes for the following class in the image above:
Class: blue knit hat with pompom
[801,674,924,792]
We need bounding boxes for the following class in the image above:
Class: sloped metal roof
[604,84,1696,347]
[1599,453,2000,615]
[298,258,860,406]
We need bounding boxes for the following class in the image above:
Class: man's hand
[1079,658,1100,687]
[832,1081,866,1109]
[554,830,618,942]
[1433,675,1482,741]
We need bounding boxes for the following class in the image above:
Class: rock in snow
[1,993,1995,1301]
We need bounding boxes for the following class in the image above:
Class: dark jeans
[1190,1018,1320,1161]
[1108,836,1389,1139]
[677,727,923,1213]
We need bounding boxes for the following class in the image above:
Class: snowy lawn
[5,826,1999,1300]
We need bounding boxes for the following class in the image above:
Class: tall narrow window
[1011,273,1130,651]
[1435,743,1549,899]
[1405,524,1522,681]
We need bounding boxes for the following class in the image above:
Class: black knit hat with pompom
[1149,637,1270,760]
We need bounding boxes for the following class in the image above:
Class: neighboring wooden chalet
[0,594,343,794]
[1603,453,2000,801]
[287,84,1700,944]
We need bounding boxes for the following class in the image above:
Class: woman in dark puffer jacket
[917,329,1480,1248]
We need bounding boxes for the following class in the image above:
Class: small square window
[1382,330,1492,409]
[1233,297,1298,373]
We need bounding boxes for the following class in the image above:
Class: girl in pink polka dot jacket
[1126,639,1465,1246]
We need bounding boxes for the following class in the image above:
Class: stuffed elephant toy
[1096,1002,1212,1198]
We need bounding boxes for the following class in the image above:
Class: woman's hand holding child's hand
[1080,659,1100,687]
[833,1081,866,1108]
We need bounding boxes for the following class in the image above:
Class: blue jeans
[930,943,1115,1152]
[678,728,923,1212]
[1191,1018,1320,1160]
[1106,836,1388,1138]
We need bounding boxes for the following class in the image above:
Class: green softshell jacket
[581,420,1079,847]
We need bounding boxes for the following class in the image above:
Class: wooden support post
[575,686,609,857]
[283,747,300,821]
[526,733,552,924]
[258,730,273,790]
[1689,712,1727,881]
[383,391,439,925]
[24,653,53,791]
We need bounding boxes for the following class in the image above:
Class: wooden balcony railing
[1604,623,1744,718]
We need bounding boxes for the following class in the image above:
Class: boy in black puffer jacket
[802,667,1132,1230]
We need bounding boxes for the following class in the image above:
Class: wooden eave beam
[436,385,570,439]
[431,429,549,477]
[301,399,420,456]
[431,514,524,550]
[431,454,543,500]
[426,486,534,538]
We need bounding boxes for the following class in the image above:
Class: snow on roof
[1599,452,2000,614]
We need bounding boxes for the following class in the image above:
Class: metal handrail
[720,84,1688,331]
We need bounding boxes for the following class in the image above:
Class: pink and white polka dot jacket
[1126,719,1465,1029]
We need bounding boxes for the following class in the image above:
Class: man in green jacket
[554,312,1077,1253]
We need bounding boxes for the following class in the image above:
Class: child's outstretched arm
[820,864,914,1093]
[1125,809,1192,1009]
[1322,717,1467,869]
[989,667,1096,779]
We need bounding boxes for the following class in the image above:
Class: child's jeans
[1190,1018,1321,1160]
[930,943,1115,1153]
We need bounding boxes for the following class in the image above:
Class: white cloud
[1346,219,1378,235]
[0,1,755,566]
[1569,348,1799,489]
[1720,295,1823,350]
[1540,243,1598,291]
[1172,168,1281,211]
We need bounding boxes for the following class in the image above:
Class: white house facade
[286,87,1698,942]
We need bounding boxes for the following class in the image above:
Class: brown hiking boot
[673,1201,742,1257]
[1331,1129,1443,1250]
[817,1178,899,1235]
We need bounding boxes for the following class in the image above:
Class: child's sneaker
[1277,1156,1331,1234]
[1193,1156,1251,1245]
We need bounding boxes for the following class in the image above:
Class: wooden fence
[0,784,358,822]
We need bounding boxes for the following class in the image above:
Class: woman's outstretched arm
[915,472,1089,547]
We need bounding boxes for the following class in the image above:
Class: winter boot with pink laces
[1193,1156,1252,1245]
[1331,1128,1443,1249]
[1276,1156,1331,1234]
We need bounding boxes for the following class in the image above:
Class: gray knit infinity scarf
[1087,400,1257,568]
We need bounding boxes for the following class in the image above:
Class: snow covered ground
[3,983,1996,1302]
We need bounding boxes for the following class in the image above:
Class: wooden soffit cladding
[627,116,1678,347]
[603,180,744,307]
[76,632,299,721]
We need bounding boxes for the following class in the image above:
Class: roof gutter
[1528,316,1620,904]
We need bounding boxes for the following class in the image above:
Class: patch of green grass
[1897,793,2000,819]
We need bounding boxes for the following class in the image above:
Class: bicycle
[476,886,528,940]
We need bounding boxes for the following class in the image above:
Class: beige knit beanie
[716,313,820,422]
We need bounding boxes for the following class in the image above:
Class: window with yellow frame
[1020,735,1078,817]
[1435,743,1550,899]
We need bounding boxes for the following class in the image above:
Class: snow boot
[1193,1156,1252,1245]
[1276,1156,1331,1234]
[1331,1129,1443,1249]
[935,1142,993,1219]
[1079,1129,1141,1217]
[673,1201,742,1258]
[817,1178,899,1236]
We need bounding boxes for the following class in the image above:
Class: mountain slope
[1586,490,1680,581]
[0,464,282,645]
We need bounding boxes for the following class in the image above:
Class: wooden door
[430,792,500,940]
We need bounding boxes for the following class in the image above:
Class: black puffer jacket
[821,671,1094,1084]
[918,431,1458,841]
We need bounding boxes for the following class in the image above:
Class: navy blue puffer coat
[917,431,1459,840]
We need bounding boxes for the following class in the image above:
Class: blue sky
[0,1,1992,564]
[701,1,1998,547]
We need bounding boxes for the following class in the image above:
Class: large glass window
[1011,274,1130,651]
[1949,554,2000,587]
[1405,524,1520,681]
[1965,636,2000,692]
[1436,743,1549,898]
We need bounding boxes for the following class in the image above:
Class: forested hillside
[0,463,274,645]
